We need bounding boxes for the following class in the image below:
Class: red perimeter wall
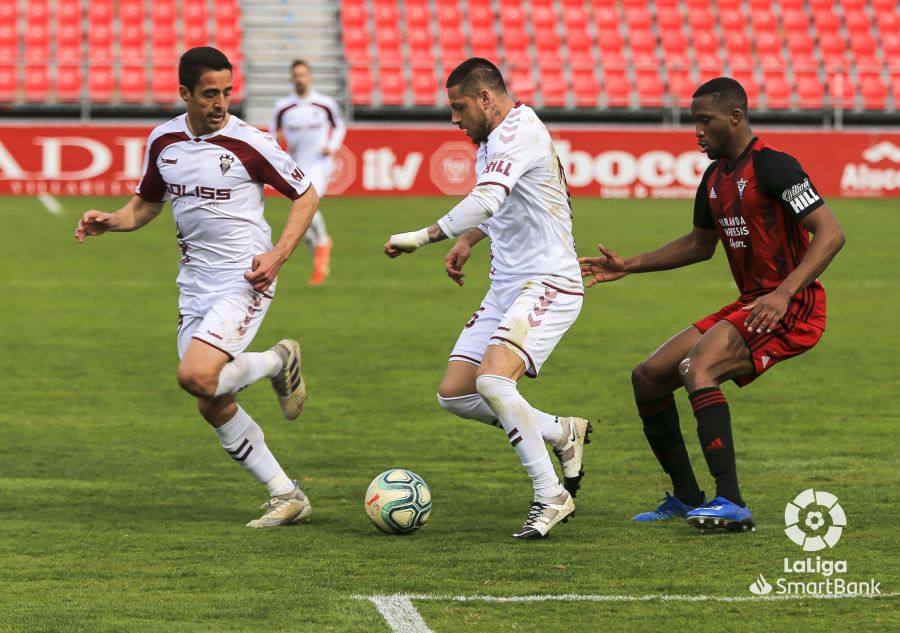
[0,124,896,198]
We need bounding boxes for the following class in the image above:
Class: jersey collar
[723,136,758,174]
[181,113,238,142]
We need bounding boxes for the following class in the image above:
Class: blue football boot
[633,492,703,522]
[685,496,756,532]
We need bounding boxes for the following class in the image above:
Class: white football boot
[512,490,575,539]
[551,417,593,497]
[270,339,307,420]
[246,482,312,528]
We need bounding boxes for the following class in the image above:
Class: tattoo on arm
[427,224,448,244]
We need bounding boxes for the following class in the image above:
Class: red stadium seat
[379,67,405,105]
[151,1,177,25]
[183,23,210,49]
[348,65,373,105]
[882,33,900,59]
[660,29,688,55]
[375,28,403,64]
[373,2,399,28]
[844,10,872,34]
[0,65,16,101]
[750,10,778,33]
[214,23,242,51]
[540,69,568,107]
[629,29,657,54]
[56,21,82,47]
[342,3,367,27]
[860,76,888,109]
[692,31,720,55]
[763,72,792,109]
[88,66,114,102]
[826,71,856,109]
[56,45,83,65]
[56,65,82,101]
[0,0,16,24]
[509,67,536,103]
[724,31,753,56]
[572,68,600,106]
[0,22,16,49]
[500,4,527,30]
[755,32,782,55]
[812,11,841,34]
[151,66,179,103]
[597,28,625,55]
[182,0,207,23]
[24,65,49,101]
[787,31,815,56]
[87,1,113,24]
[26,1,49,22]
[656,8,683,31]
[469,3,494,28]
[343,26,371,63]
[603,72,632,108]
[56,0,81,24]
[636,73,665,107]
[120,66,146,103]
[213,0,240,25]
[119,0,144,24]
[666,68,694,107]
[501,28,530,62]
[593,7,620,32]
[796,75,825,108]
[411,68,437,105]
[469,27,499,60]
[532,5,557,30]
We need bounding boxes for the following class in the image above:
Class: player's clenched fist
[75,210,114,243]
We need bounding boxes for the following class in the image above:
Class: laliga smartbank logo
[748,489,882,597]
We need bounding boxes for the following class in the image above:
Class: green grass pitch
[1,194,897,632]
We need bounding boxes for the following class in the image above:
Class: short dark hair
[692,77,748,112]
[179,47,233,92]
[291,59,310,71]
[445,57,507,96]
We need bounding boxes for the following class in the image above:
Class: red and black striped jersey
[693,137,825,301]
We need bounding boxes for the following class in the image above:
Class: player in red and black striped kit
[580,78,845,532]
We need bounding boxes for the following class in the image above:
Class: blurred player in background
[384,58,592,540]
[272,60,346,285]
[580,78,845,533]
[76,47,319,528]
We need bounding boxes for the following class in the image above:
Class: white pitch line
[357,592,897,633]
[37,192,62,215]
[368,595,434,633]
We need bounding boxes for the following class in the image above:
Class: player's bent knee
[176,367,218,399]
[474,374,514,401]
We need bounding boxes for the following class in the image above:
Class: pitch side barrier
[0,123,896,198]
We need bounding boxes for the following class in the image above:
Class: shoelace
[523,501,549,526]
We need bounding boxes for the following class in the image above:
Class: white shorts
[449,276,583,377]
[304,159,333,198]
[176,282,274,360]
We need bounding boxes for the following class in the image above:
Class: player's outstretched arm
[384,184,503,259]
[445,228,487,286]
[742,205,845,333]
[383,224,447,258]
[245,185,320,293]
[75,196,164,243]
[579,227,718,287]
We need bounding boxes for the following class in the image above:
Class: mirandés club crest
[219,153,235,175]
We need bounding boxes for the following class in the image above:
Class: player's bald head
[445,58,507,97]
[692,77,749,115]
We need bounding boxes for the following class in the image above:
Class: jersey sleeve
[755,148,825,220]
[323,98,347,153]
[692,162,717,229]
[475,125,540,196]
[238,130,312,200]
[135,128,178,203]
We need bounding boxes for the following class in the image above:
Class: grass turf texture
[1,195,897,632]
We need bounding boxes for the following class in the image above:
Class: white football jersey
[135,114,311,274]
[475,104,580,286]
[272,89,346,170]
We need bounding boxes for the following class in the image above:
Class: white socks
[437,393,500,427]
[213,406,294,496]
[302,210,329,251]
[214,350,282,397]
[437,392,563,443]
[474,374,564,498]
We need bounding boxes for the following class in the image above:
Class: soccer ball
[364,469,431,534]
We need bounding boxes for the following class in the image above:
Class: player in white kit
[271,60,346,285]
[76,48,320,528]
[384,59,592,539]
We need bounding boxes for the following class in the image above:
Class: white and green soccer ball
[364,469,431,534]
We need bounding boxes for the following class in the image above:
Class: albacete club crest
[219,153,235,175]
